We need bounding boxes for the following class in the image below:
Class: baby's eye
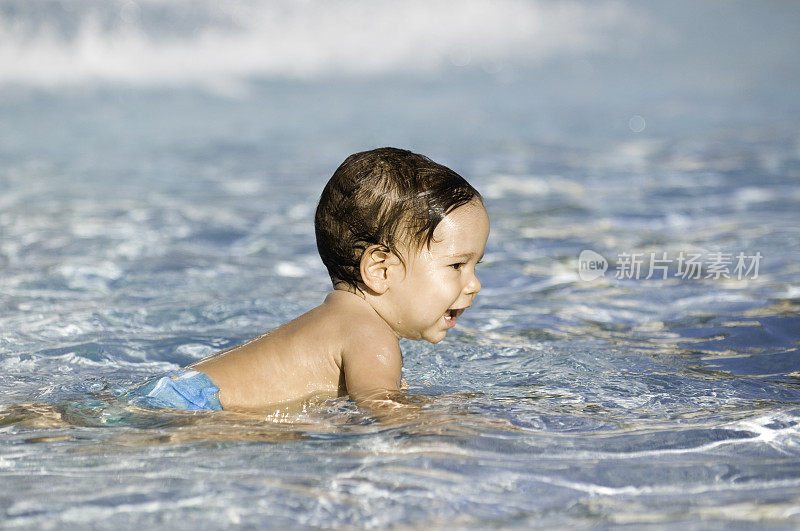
[450,262,464,270]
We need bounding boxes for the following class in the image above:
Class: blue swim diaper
[118,369,223,412]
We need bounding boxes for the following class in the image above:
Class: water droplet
[629,115,646,133]
[448,49,472,67]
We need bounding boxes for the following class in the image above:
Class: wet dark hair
[315,147,482,293]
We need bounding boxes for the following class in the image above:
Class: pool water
[2,0,800,528]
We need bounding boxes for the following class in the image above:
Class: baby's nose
[465,273,481,294]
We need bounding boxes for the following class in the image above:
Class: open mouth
[443,307,466,326]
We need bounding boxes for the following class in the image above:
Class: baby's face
[386,197,490,343]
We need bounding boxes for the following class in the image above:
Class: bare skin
[188,289,400,411]
[189,198,490,414]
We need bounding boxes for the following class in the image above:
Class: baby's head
[315,147,483,294]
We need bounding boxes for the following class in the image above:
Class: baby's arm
[342,326,402,402]
[341,323,430,414]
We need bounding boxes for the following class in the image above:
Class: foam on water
[0,0,649,88]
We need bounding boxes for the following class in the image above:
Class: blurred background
[1,1,800,528]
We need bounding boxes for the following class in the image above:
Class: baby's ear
[360,245,401,294]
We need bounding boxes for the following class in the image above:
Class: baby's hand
[348,388,436,424]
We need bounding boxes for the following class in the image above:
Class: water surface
[2,0,800,528]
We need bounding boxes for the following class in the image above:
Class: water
[2,0,800,528]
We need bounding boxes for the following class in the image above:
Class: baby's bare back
[190,291,371,411]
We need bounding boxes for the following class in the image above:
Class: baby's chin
[421,329,447,344]
[400,324,448,343]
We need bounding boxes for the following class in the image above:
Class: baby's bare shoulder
[321,290,399,352]
[320,291,402,395]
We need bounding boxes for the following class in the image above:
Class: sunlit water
[2,1,800,528]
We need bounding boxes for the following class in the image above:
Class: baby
[123,147,489,414]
